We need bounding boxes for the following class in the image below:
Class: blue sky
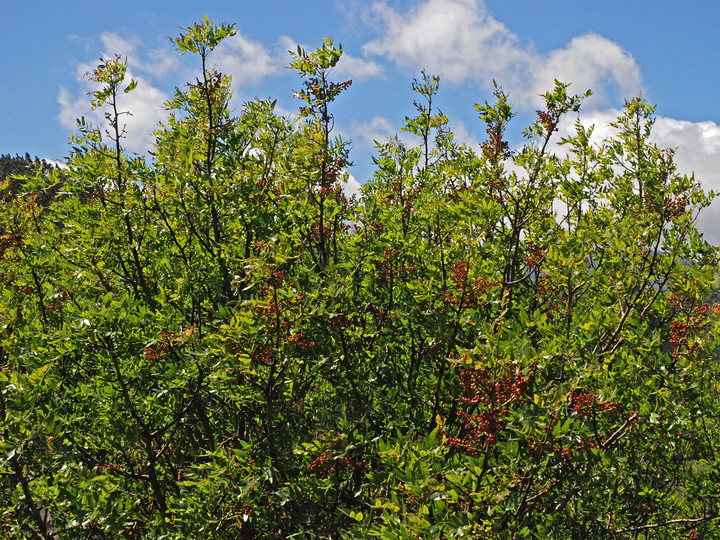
[3,0,720,239]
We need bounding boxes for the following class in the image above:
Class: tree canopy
[2,19,720,539]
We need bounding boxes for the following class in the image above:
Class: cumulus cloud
[363,0,642,109]
[100,32,180,79]
[279,35,382,82]
[359,0,720,241]
[363,0,525,84]
[334,53,384,81]
[58,68,167,154]
[449,119,481,149]
[651,117,720,242]
[344,171,362,198]
[548,109,720,243]
[522,34,642,109]
[214,32,282,87]
[57,32,182,154]
[100,32,141,60]
[58,29,287,154]
[352,115,396,147]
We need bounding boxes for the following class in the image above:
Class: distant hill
[0,152,62,203]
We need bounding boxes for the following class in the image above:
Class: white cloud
[142,47,181,79]
[44,159,67,169]
[214,32,281,87]
[278,35,382,82]
[57,32,182,154]
[363,0,525,84]
[58,30,292,155]
[57,30,220,155]
[58,68,167,154]
[650,116,720,243]
[57,87,86,131]
[278,35,301,60]
[344,171,362,198]
[448,119,480,149]
[100,32,180,80]
[363,0,642,109]
[549,109,720,243]
[334,53,383,81]
[100,32,141,61]
[352,115,396,147]
[522,34,642,109]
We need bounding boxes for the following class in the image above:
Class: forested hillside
[0,153,60,201]
[2,19,720,538]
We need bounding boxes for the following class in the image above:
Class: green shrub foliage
[2,19,720,538]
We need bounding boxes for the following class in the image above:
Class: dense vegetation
[3,18,720,538]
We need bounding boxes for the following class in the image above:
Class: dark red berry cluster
[444,363,537,454]
[373,248,419,286]
[521,242,545,271]
[308,450,363,477]
[481,127,511,163]
[145,331,174,361]
[287,331,316,350]
[668,292,709,360]
[571,389,623,417]
[445,260,498,309]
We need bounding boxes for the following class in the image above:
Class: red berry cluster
[287,331,316,350]
[635,501,658,514]
[643,191,688,220]
[570,389,623,417]
[267,268,286,288]
[537,277,571,316]
[536,108,559,134]
[571,392,595,415]
[97,463,121,475]
[668,293,709,360]
[249,343,273,365]
[227,493,255,521]
[420,341,443,360]
[385,177,422,209]
[315,185,342,201]
[308,221,333,242]
[446,179,469,202]
[444,363,537,453]
[373,248,419,286]
[327,312,361,331]
[521,242,545,271]
[357,219,385,241]
[145,331,173,361]
[459,365,536,408]
[537,277,553,297]
[251,297,284,319]
[665,194,687,219]
[251,275,297,332]
[255,174,278,194]
[553,446,572,460]
[244,271,315,364]
[445,260,498,309]
[308,450,363,477]
[481,127,511,163]
[578,435,598,450]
